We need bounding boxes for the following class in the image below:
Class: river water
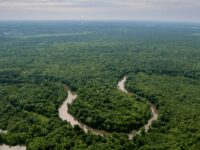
[0,145,26,150]
[118,76,158,139]
[58,88,110,136]
[0,129,26,150]
[0,76,158,149]
[58,76,158,140]
[0,129,7,134]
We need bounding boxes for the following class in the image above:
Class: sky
[0,0,200,22]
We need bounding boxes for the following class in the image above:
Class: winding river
[58,76,158,139]
[0,76,158,149]
[117,76,158,139]
[58,86,110,136]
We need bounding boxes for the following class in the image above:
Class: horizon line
[0,19,200,24]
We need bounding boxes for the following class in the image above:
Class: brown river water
[0,130,26,150]
[0,129,7,134]
[0,77,158,149]
[58,76,158,140]
[0,145,26,150]
[58,87,110,136]
[118,76,158,139]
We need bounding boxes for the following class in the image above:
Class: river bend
[58,76,158,140]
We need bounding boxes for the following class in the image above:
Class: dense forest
[0,21,200,149]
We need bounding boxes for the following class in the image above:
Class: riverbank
[0,145,26,150]
[58,87,110,136]
[58,76,158,140]
[118,76,158,140]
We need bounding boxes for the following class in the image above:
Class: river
[0,129,7,134]
[58,76,158,140]
[118,76,158,139]
[0,76,158,149]
[0,145,26,150]
[0,129,26,150]
[58,86,110,136]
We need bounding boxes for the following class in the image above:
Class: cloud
[0,0,200,22]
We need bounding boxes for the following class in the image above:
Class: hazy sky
[0,0,200,22]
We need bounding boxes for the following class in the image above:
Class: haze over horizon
[0,0,200,22]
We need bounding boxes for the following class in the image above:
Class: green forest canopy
[0,21,200,149]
